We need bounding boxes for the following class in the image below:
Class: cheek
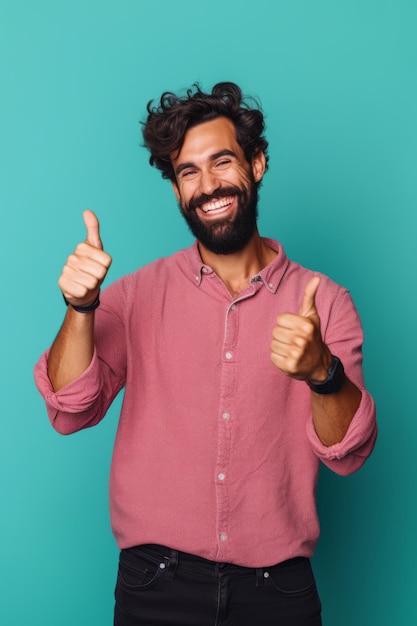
[175,184,189,206]
[177,179,198,200]
[233,164,253,185]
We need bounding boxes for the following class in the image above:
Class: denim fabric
[114,544,322,625]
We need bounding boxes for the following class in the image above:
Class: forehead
[174,117,243,163]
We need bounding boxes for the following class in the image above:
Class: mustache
[185,186,245,213]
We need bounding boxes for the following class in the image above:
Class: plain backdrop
[1,1,416,624]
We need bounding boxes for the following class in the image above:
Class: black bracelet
[62,292,100,313]
[306,355,345,395]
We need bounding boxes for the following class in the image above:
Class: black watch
[307,355,345,395]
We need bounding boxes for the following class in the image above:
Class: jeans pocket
[117,549,166,592]
[267,557,317,596]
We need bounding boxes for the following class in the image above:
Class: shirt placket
[214,288,258,560]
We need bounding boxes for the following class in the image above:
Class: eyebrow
[174,149,238,177]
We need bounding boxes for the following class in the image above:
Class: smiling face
[171,117,266,255]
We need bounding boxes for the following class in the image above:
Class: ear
[252,151,266,183]
[171,180,181,202]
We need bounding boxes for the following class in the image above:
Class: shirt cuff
[34,349,101,413]
[305,389,377,471]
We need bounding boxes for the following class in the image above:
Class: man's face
[171,117,265,255]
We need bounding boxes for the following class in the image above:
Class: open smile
[199,195,235,215]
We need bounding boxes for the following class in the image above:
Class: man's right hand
[58,210,112,308]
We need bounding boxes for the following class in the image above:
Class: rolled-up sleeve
[306,391,377,475]
[34,349,108,434]
[34,282,127,435]
[305,286,377,474]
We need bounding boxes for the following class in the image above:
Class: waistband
[123,544,307,586]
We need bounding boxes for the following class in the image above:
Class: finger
[83,210,103,250]
[66,250,111,280]
[299,276,320,318]
[274,312,309,332]
[59,267,100,299]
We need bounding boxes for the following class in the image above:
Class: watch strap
[62,292,100,313]
[307,355,345,394]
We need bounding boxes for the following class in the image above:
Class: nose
[199,169,221,196]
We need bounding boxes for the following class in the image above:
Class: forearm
[47,307,96,392]
[310,376,362,446]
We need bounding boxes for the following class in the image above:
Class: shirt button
[231,304,236,310]
[218,473,225,481]
[225,351,232,360]
[222,412,230,420]
[268,283,273,289]
[220,533,227,542]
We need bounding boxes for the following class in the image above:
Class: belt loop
[165,549,179,581]
[256,568,265,587]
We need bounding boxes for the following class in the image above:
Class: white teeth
[201,196,233,213]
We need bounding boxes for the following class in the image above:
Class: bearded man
[35,82,377,625]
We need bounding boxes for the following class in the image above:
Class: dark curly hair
[141,82,269,182]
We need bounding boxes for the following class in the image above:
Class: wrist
[62,291,100,313]
[307,355,346,395]
[308,349,333,382]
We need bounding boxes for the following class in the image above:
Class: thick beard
[179,179,259,255]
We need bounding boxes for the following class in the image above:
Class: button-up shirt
[34,239,377,567]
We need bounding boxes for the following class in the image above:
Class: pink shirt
[34,239,377,567]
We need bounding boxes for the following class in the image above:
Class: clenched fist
[270,276,332,382]
[58,210,112,308]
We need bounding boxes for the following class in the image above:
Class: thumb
[299,276,320,318]
[83,210,103,249]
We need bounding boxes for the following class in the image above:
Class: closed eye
[179,169,197,179]
[215,158,232,168]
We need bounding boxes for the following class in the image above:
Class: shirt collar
[185,238,290,293]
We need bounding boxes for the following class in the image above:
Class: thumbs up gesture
[270,277,332,381]
[58,210,112,308]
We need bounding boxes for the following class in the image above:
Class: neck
[198,230,277,298]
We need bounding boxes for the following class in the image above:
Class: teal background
[1,1,416,624]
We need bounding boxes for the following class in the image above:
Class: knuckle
[66,253,80,269]
[98,264,110,278]
[85,275,99,290]
[75,242,87,255]
[289,349,301,363]
[61,264,72,278]
[270,341,279,354]
[75,285,89,299]
[303,320,315,335]
[296,336,308,350]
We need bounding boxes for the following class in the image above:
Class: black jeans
[114,544,322,625]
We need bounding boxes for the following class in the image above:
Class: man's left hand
[270,277,332,381]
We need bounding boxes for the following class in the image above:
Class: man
[35,82,377,625]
